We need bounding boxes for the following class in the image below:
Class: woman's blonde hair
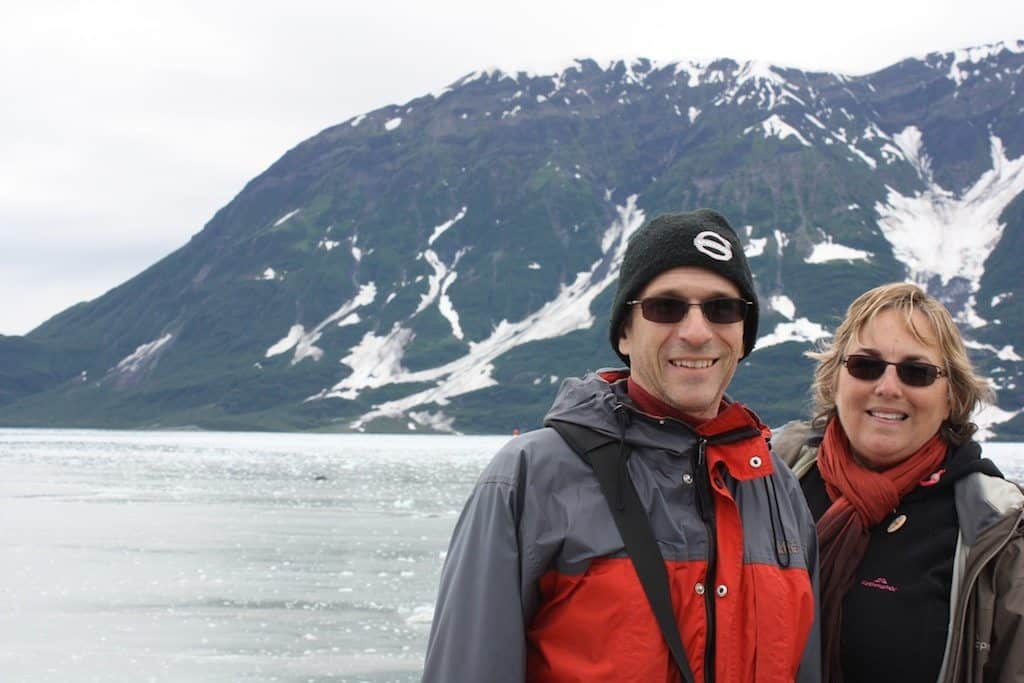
[807,282,993,445]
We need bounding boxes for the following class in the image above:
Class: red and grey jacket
[423,371,821,682]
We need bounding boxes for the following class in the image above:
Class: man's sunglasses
[626,297,752,325]
[842,354,947,388]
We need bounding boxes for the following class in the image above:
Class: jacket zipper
[694,436,717,683]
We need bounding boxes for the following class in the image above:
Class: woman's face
[835,308,950,470]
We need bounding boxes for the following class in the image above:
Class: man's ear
[617,324,631,357]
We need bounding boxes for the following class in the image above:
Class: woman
[775,283,1024,682]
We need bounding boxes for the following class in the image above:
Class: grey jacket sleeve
[422,452,530,682]
[990,515,1024,682]
[796,500,822,683]
[785,460,823,683]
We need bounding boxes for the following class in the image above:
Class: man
[423,210,820,682]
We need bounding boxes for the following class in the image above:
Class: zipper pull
[694,438,713,522]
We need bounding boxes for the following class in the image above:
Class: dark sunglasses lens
[845,355,941,387]
[845,356,886,380]
[702,299,747,324]
[641,298,688,323]
[896,363,938,387]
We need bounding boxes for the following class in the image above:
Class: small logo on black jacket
[861,576,899,592]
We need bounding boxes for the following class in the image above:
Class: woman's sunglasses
[842,354,947,388]
[626,297,752,325]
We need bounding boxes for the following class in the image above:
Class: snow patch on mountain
[745,115,811,147]
[947,40,1024,86]
[973,402,1022,442]
[408,410,457,433]
[319,323,416,400]
[672,60,712,87]
[111,334,173,376]
[774,230,790,255]
[266,325,305,357]
[415,247,468,340]
[385,117,402,131]
[965,340,1023,362]
[806,236,871,263]
[804,114,826,130]
[846,143,877,169]
[428,207,467,245]
[273,209,301,227]
[991,292,1013,307]
[770,295,796,320]
[744,238,767,257]
[875,133,1024,320]
[756,319,831,350]
[326,197,647,430]
[723,61,806,110]
[265,284,378,364]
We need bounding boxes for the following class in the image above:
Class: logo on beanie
[694,231,733,261]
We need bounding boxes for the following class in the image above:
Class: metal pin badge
[887,514,908,533]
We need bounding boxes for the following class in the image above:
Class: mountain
[2,40,1023,438]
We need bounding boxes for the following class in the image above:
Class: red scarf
[816,418,947,682]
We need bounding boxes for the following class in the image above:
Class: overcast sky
[2,0,1022,335]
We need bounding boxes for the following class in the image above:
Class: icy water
[1,429,1022,683]
[0,429,505,683]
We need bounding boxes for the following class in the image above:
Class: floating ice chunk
[405,604,435,624]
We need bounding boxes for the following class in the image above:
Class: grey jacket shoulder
[954,469,1024,545]
[772,419,821,479]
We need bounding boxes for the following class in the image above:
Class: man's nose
[675,306,714,346]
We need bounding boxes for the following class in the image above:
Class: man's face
[617,267,746,420]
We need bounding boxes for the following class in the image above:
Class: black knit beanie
[609,209,759,364]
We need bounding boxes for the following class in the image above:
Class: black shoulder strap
[548,420,697,683]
